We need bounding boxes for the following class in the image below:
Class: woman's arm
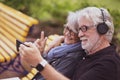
[44,35,64,53]
[34,31,64,54]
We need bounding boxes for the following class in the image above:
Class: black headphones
[97,9,109,35]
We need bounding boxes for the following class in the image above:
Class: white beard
[81,35,100,53]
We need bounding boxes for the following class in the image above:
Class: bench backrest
[0,3,61,80]
[0,3,38,62]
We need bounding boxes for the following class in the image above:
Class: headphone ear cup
[97,23,109,35]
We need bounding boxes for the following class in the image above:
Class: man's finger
[24,42,33,47]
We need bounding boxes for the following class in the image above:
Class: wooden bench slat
[0,3,38,26]
[0,40,17,60]
[48,34,60,40]
[46,34,60,45]
[21,77,29,80]
[0,12,30,32]
[0,33,17,52]
[30,68,38,75]
[0,27,18,44]
[21,68,38,80]
[0,49,6,62]
[26,73,34,80]
[46,39,52,46]
[0,23,26,41]
[0,14,29,36]
[0,47,11,62]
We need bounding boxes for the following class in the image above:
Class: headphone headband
[100,9,105,22]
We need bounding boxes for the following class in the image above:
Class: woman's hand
[34,31,47,54]
[45,36,64,53]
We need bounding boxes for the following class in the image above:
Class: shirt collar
[84,44,116,58]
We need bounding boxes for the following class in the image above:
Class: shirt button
[83,57,85,60]
[52,61,56,64]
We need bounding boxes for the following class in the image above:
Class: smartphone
[16,39,28,51]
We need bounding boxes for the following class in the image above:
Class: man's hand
[19,42,43,67]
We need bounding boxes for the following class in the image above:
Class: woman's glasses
[64,26,78,36]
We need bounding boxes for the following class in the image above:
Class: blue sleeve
[50,51,83,79]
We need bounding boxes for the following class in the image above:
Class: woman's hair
[64,12,79,34]
[76,7,114,42]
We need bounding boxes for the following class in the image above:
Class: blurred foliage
[111,10,120,42]
[0,0,91,23]
[0,0,120,52]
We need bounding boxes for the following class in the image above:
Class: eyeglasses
[78,25,94,32]
[64,26,78,36]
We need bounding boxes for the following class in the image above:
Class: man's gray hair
[76,7,114,42]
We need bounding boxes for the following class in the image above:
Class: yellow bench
[0,3,61,80]
[0,2,38,62]
[0,2,38,79]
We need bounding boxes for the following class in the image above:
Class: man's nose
[78,30,84,38]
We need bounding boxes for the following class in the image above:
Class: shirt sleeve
[51,51,83,79]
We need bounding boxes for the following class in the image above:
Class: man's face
[78,17,100,52]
